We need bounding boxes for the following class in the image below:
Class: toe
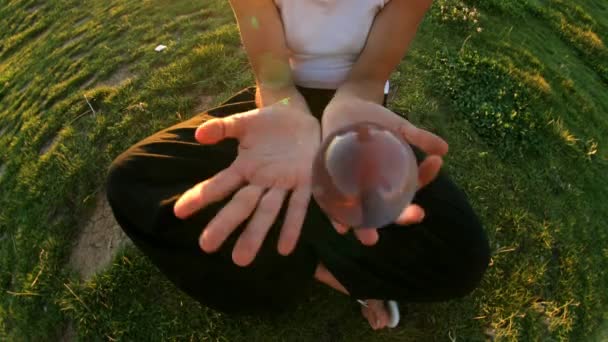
[368,300,390,330]
[378,307,390,329]
[361,306,377,330]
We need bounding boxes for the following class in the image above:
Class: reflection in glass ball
[312,122,418,228]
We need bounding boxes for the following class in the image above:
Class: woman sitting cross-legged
[106,0,491,330]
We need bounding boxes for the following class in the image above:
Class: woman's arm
[229,0,300,107]
[334,0,434,104]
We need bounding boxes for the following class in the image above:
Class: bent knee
[106,151,136,207]
[450,205,491,296]
[105,147,159,226]
[428,214,491,300]
[445,232,491,299]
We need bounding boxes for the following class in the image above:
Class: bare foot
[314,265,395,330]
[360,299,391,330]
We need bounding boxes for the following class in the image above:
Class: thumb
[195,111,253,144]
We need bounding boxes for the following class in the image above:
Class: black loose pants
[106,87,490,314]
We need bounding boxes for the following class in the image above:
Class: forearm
[334,0,433,104]
[228,0,301,107]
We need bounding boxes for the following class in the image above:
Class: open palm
[174,99,320,267]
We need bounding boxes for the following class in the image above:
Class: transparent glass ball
[312,122,418,228]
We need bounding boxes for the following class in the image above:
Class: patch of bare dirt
[26,4,44,13]
[81,66,134,90]
[59,321,76,342]
[98,66,134,88]
[39,134,59,155]
[70,51,90,61]
[61,33,85,50]
[80,76,98,90]
[175,10,206,21]
[193,95,215,114]
[18,80,32,94]
[68,191,131,280]
[74,16,91,27]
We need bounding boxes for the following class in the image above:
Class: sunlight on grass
[0,0,607,340]
[516,71,552,94]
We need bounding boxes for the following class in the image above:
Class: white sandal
[357,299,400,328]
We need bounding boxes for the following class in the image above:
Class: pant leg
[106,89,322,314]
[313,158,492,301]
[107,84,490,312]
[295,90,491,302]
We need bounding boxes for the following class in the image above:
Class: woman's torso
[275,0,390,89]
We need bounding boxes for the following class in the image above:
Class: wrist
[256,84,304,107]
[333,79,385,105]
[321,90,386,140]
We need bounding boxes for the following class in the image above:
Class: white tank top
[275,0,391,89]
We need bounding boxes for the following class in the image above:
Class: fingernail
[277,243,292,256]
[199,233,215,253]
[199,237,208,252]
[418,211,426,222]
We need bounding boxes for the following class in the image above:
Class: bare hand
[321,96,449,246]
[174,96,320,266]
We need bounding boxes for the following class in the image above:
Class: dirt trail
[68,191,130,280]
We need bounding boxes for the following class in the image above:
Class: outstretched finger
[233,188,287,267]
[195,111,254,144]
[199,185,264,253]
[331,220,349,235]
[354,228,379,246]
[277,185,311,256]
[418,155,443,189]
[174,168,244,219]
[395,204,425,225]
[400,122,449,156]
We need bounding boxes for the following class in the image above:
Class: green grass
[1,0,607,340]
